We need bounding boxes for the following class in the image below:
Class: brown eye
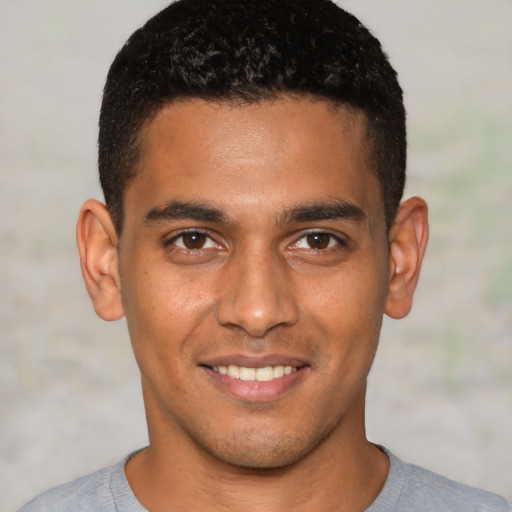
[181,232,207,249]
[306,233,332,250]
[166,230,222,260]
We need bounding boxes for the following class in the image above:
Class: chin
[195,425,326,471]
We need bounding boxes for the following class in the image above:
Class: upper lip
[199,353,309,369]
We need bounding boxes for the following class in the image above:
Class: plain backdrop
[1,1,511,510]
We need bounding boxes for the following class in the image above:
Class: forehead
[126,96,383,227]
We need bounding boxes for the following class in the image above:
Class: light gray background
[1,1,511,510]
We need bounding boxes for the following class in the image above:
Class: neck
[125,390,389,512]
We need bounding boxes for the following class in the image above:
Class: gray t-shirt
[18,447,512,511]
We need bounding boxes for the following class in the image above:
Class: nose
[215,249,300,338]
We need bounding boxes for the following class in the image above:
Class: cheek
[120,256,215,356]
[297,260,388,374]
[301,264,386,329]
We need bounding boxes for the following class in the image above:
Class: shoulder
[403,461,511,511]
[16,457,134,512]
[372,447,512,512]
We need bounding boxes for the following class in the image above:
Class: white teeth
[256,366,274,381]
[273,365,285,378]
[227,365,240,378]
[239,367,256,381]
[213,364,298,381]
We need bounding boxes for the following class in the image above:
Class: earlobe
[385,196,429,319]
[76,199,125,321]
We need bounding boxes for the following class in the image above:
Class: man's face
[118,97,391,469]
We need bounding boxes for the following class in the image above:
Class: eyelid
[164,228,223,249]
[288,229,348,250]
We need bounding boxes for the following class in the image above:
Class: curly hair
[99,0,406,233]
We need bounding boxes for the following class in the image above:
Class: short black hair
[99,0,406,233]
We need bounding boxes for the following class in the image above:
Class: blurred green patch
[444,324,465,393]
[410,103,512,310]
[486,256,512,307]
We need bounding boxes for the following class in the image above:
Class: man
[18,0,511,510]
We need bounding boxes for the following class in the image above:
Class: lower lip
[202,366,309,402]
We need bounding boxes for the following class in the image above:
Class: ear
[385,196,429,319]
[76,199,124,321]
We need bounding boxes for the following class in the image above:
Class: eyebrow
[145,201,228,224]
[282,199,367,224]
[144,198,366,226]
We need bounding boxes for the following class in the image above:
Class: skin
[77,97,428,511]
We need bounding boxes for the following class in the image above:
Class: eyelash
[164,229,347,253]
[164,229,221,252]
[290,231,348,252]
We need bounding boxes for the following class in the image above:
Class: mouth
[200,358,309,402]
[212,364,298,382]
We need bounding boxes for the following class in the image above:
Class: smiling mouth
[212,364,298,382]
[202,361,308,401]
